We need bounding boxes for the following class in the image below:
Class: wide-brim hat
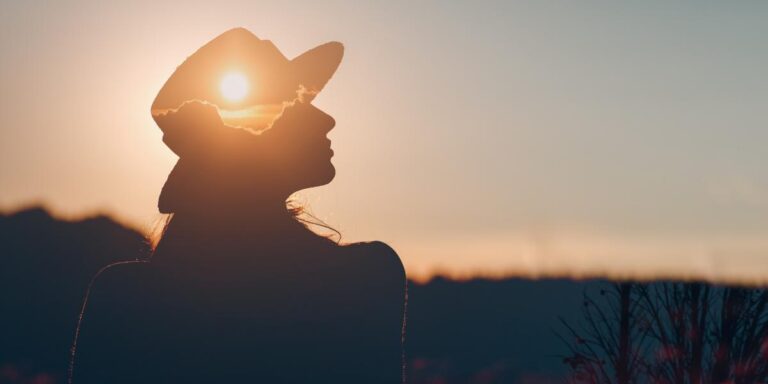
[152,27,343,133]
[152,28,344,213]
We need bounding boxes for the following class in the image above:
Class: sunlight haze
[220,72,249,102]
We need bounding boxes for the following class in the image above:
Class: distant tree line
[559,281,768,384]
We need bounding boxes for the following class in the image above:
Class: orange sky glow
[2,1,768,284]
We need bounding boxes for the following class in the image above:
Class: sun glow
[220,72,249,102]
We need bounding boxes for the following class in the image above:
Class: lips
[323,138,333,157]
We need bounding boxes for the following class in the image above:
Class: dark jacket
[72,218,406,384]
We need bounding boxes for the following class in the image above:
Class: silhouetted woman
[71,28,407,384]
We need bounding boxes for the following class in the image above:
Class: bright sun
[220,72,249,102]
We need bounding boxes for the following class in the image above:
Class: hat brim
[290,41,344,102]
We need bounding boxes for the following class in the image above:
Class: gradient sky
[2,1,768,282]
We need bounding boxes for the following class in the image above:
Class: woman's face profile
[263,100,337,195]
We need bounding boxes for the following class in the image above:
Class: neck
[153,200,321,266]
[182,198,293,226]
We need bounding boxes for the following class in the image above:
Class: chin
[316,163,336,185]
[295,163,335,191]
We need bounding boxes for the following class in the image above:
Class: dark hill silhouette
[0,206,600,383]
[407,277,599,383]
[0,207,150,384]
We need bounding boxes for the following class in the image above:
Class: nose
[306,103,335,134]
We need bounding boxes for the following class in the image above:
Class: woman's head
[151,28,344,215]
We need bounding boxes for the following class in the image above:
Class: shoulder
[343,241,406,282]
[73,261,152,383]
[90,261,150,293]
[76,262,153,354]
[85,261,153,314]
